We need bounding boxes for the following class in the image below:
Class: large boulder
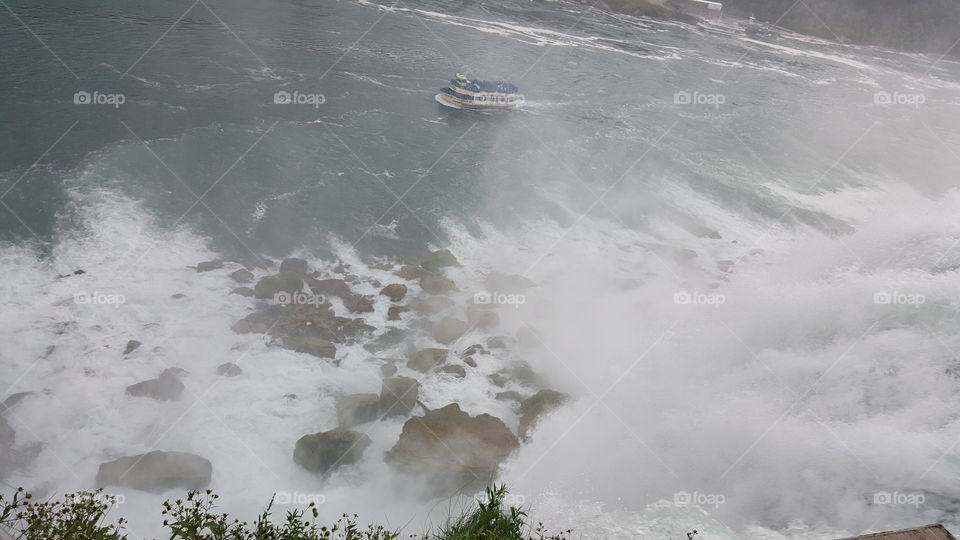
[123,340,142,355]
[380,284,408,302]
[379,376,420,416]
[253,272,303,300]
[279,257,309,277]
[419,249,459,271]
[96,451,212,493]
[386,404,518,493]
[518,390,572,439]
[282,336,337,359]
[336,393,380,428]
[195,260,223,273]
[216,362,243,377]
[294,429,371,474]
[307,278,353,300]
[431,317,469,345]
[230,269,254,283]
[126,370,184,401]
[408,348,448,372]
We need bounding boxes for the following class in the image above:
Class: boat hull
[435,92,519,110]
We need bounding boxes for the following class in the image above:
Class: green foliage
[434,485,570,540]
[0,485,569,540]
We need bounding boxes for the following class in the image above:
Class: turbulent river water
[3,0,960,538]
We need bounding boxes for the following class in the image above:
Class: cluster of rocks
[41,249,574,496]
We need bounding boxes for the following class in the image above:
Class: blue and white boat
[435,74,522,110]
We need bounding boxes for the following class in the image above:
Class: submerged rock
[126,370,184,401]
[379,376,420,417]
[518,390,572,439]
[410,296,455,315]
[123,340,141,355]
[307,278,353,300]
[96,451,212,493]
[438,364,466,378]
[294,429,371,474]
[336,394,381,428]
[230,269,254,283]
[407,348,448,372]
[344,295,374,314]
[216,362,243,377]
[484,271,535,293]
[253,272,303,300]
[386,403,518,493]
[466,307,499,330]
[282,336,337,358]
[420,274,456,294]
[431,317,469,345]
[2,391,33,412]
[230,287,254,297]
[419,249,460,271]
[387,305,409,321]
[380,284,408,302]
[195,260,224,272]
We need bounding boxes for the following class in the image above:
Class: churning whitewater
[2,0,960,538]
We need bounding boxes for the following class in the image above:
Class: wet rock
[294,429,371,474]
[217,362,243,377]
[171,293,187,300]
[282,336,336,358]
[438,365,466,378]
[253,272,303,300]
[195,260,223,273]
[387,305,409,321]
[362,327,405,354]
[123,340,141,355]
[344,295,374,314]
[126,370,184,401]
[717,260,734,273]
[307,278,353,300]
[379,376,420,417]
[484,271,536,293]
[460,344,486,358]
[279,258,309,277]
[408,348,448,372]
[431,317,469,345]
[163,367,189,378]
[2,391,33,412]
[420,274,456,294]
[486,336,508,349]
[466,307,499,330]
[419,249,460,271]
[381,363,398,377]
[495,391,524,404]
[518,390,572,439]
[410,296,455,315]
[336,394,381,428]
[230,269,254,283]
[395,265,425,280]
[488,373,508,388]
[230,286,254,297]
[96,451,212,493]
[380,284,408,302]
[464,357,477,368]
[386,403,518,493]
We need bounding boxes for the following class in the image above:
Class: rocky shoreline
[2,250,575,498]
